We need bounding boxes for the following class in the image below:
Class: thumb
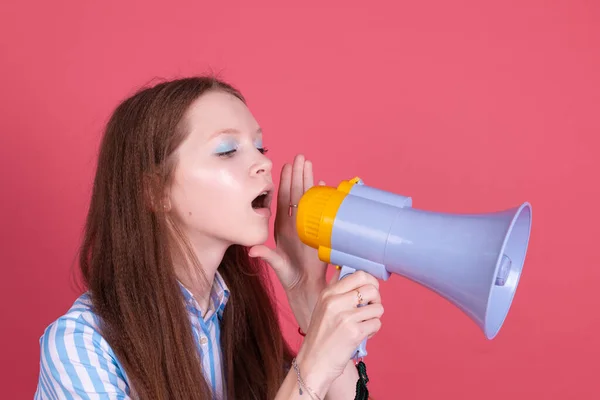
[248,245,286,272]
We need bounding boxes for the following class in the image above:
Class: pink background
[1,1,598,398]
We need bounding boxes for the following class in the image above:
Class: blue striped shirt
[34,272,231,400]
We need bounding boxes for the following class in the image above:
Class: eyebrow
[208,127,262,140]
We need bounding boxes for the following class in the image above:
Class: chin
[250,230,270,246]
[236,227,270,247]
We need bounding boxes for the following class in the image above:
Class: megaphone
[296,177,532,359]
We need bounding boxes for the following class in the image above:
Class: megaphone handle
[338,265,369,360]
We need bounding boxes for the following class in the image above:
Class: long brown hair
[77,76,295,399]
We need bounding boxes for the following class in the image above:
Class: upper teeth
[261,191,268,195]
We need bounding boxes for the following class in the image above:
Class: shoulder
[34,292,132,399]
[38,292,102,352]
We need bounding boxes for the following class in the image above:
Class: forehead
[183,90,259,138]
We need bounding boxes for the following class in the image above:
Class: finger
[303,159,314,191]
[353,284,382,306]
[335,283,380,311]
[248,245,286,272]
[331,270,380,293]
[352,303,384,323]
[290,154,305,206]
[359,317,383,340]
[277,163,292,216]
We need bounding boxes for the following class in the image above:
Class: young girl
[34,76,384,399]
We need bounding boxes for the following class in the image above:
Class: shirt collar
[178,270,230,321]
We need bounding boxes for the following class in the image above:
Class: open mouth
[251,190,272,209]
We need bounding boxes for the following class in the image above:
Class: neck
[171,234,229,316]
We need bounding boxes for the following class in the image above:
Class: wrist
[293,348,332,398]
[286,284,324,332]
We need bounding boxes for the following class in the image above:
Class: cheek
[173,166,247,215]
[209,168,243,190]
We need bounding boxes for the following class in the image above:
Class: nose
[250,152,273,176]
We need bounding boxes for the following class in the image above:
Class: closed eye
[217,149,237,158]
[217,146,268,159]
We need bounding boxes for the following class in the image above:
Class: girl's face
[167,90,274,250]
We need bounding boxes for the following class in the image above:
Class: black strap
[354,360,369,400]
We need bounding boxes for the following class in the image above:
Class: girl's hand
[293,269,384,397]
[249,154,328,331]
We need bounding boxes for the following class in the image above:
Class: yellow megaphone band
[296,177,361,264]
